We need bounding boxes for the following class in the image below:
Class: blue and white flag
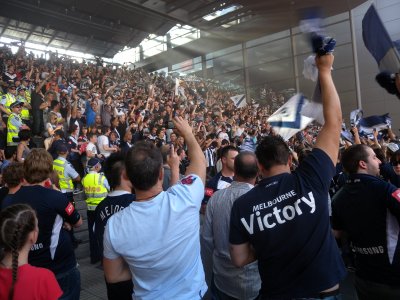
[350,109,363,127]
[341,129,355,144]
[230,94,247,108]
[358,113,391,135]
[268,94,313,140]
[362,4,400,73]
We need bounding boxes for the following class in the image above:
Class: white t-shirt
[86,142,97,155]
[97,135,111,158]
[104,174,208,299]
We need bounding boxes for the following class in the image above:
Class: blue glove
[311,34,336,56]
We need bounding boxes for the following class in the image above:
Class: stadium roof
[0,0,367,58]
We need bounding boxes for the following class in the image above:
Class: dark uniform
[332,174,400,299]
[230,149,346,299]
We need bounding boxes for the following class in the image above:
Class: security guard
[0,84,17,124]
[16,86,32,127]
[53,143,81,199]
[82,157,109,264]
[53,143,82,248]
[7,100,29,148]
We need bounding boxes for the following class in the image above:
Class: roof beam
[47,30,58,46]
[165,0,193,14]
[188,0,235,21]
[24,26,36,42]
[0,19,11,36]
[6,1,131,36]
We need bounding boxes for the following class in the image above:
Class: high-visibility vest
[7,113,20,146]
[24,90,31,102]
[3,93,15,115]
[53,158,74,191]
[18,95,30,120]
[82,172,108,210]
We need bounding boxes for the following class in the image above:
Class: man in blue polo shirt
[332,144,400,299]
[229,54,346,299]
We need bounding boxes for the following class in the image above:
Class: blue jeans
[211,277,259,300]
[56,266,81,300]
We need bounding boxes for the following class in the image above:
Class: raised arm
[314,54,342,164]
[173,116,206,184]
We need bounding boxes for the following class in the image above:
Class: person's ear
[359,160,367,170]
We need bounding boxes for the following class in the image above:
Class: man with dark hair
[94,152,135,300]
[202,151,261,299]
[103,116,207,299]
[332,144,400,299]
[202,145,238,214]
[2,148,83,300]
[0,146,16,173]
[229,54,346,299]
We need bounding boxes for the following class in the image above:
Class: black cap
[56,143,69,154]
[10,101,23,108]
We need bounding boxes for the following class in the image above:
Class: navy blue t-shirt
[2,185,81,274]
[332,174,400,286]
[229,148,346,298]
[94,192,135,256]
[202,172,233,207]
[380,162,400,187]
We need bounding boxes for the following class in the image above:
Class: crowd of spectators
[1,43,400,300]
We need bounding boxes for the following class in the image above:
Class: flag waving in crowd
[230,94,247,108]
[362,4,400,99]
[268,94,313,140]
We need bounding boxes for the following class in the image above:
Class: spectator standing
[202,145,238,214]
[202,151,261,300]
[103,116,207,299]
[94,153,135,300]
[332,144,400,300]
[1,149,83,300]
[229,54,346,299]
[97,126,117,158]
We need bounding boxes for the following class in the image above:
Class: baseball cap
[10,101,23,108]
[87,158,101,169]
[56,143,69,154]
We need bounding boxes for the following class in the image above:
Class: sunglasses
[391,161,400,167]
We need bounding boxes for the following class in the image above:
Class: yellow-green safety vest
[7,113,20,146]
[53,158,74,191]
[3,93,15,115]
[18,94,30,120]
[82,172,108,210]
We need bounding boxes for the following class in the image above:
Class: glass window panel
[249,79,296,108]
[213,51,243,75]
[247,58,294,86]
[324,21,351,45]
[298,76,317,99]
[206,44,242,60]
[322,12,349,26]
[295,43,354,80]
[214,70,245,90]
[246,30,290,48]
[332,67,356,93]
[246,37,292,67]
[292,33,310,55]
